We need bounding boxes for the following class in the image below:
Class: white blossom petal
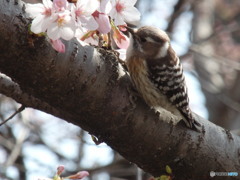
[76,0,86,8]
[76,0,98,15]
[81,16,98,30]
[26,3,45,18]
[41,17,53,32]
[121,0,137,6]
[109,0,140,26]
[114,13,126,26]
[95,13,111,34]
[110,0,117,6]
[87,0,99,14]
[30,15,46,34]
[75,27,85,38]
[60,26,75,40]
[109,7,117,20]
[47,23,61,40]
[100,0,111,14]
[42,0,53,9]
[122,6,140,23]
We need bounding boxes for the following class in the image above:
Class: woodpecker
[125,26,200,130]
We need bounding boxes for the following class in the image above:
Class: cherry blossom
[73,0,98,31]
[26,0,141,52]
[109,0,140,26]
[26,0,53,34]
[50,39,65,53]
[47,10,76,40]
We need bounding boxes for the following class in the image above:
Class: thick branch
[0,1,240,179]
[0,74,73,120]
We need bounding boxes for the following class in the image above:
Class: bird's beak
[125,26,137,37]
[125,26,135,34]
[125,27,141,50]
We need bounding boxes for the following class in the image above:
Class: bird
[125,26,201,130]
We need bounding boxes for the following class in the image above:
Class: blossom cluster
[26,0,140,53]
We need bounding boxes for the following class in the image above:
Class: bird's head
[126,26,170,59]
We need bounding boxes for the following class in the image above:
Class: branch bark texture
[0,1,240,179]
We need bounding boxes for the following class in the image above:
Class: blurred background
[1,0,240,179]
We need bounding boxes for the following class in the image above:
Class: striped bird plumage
[147,57,194,127]
[126,26,201,130]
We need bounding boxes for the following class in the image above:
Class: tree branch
[0,1,240,179]
[0,74,73,120]
[166,0,189,33]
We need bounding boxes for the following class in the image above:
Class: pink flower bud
[67,171,89,179]
[92,11,111,34]
[56,165,65,175]
[50,39,65,53]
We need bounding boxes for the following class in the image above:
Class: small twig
[166,0,189,33]
[0,105,25,126]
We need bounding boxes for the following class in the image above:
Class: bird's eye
[140,37,146,43]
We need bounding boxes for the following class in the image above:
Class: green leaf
[53,175,61,180]
[159,175,170,180]
[166,165,172,174]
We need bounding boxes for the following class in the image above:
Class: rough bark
[0,1,240,179]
